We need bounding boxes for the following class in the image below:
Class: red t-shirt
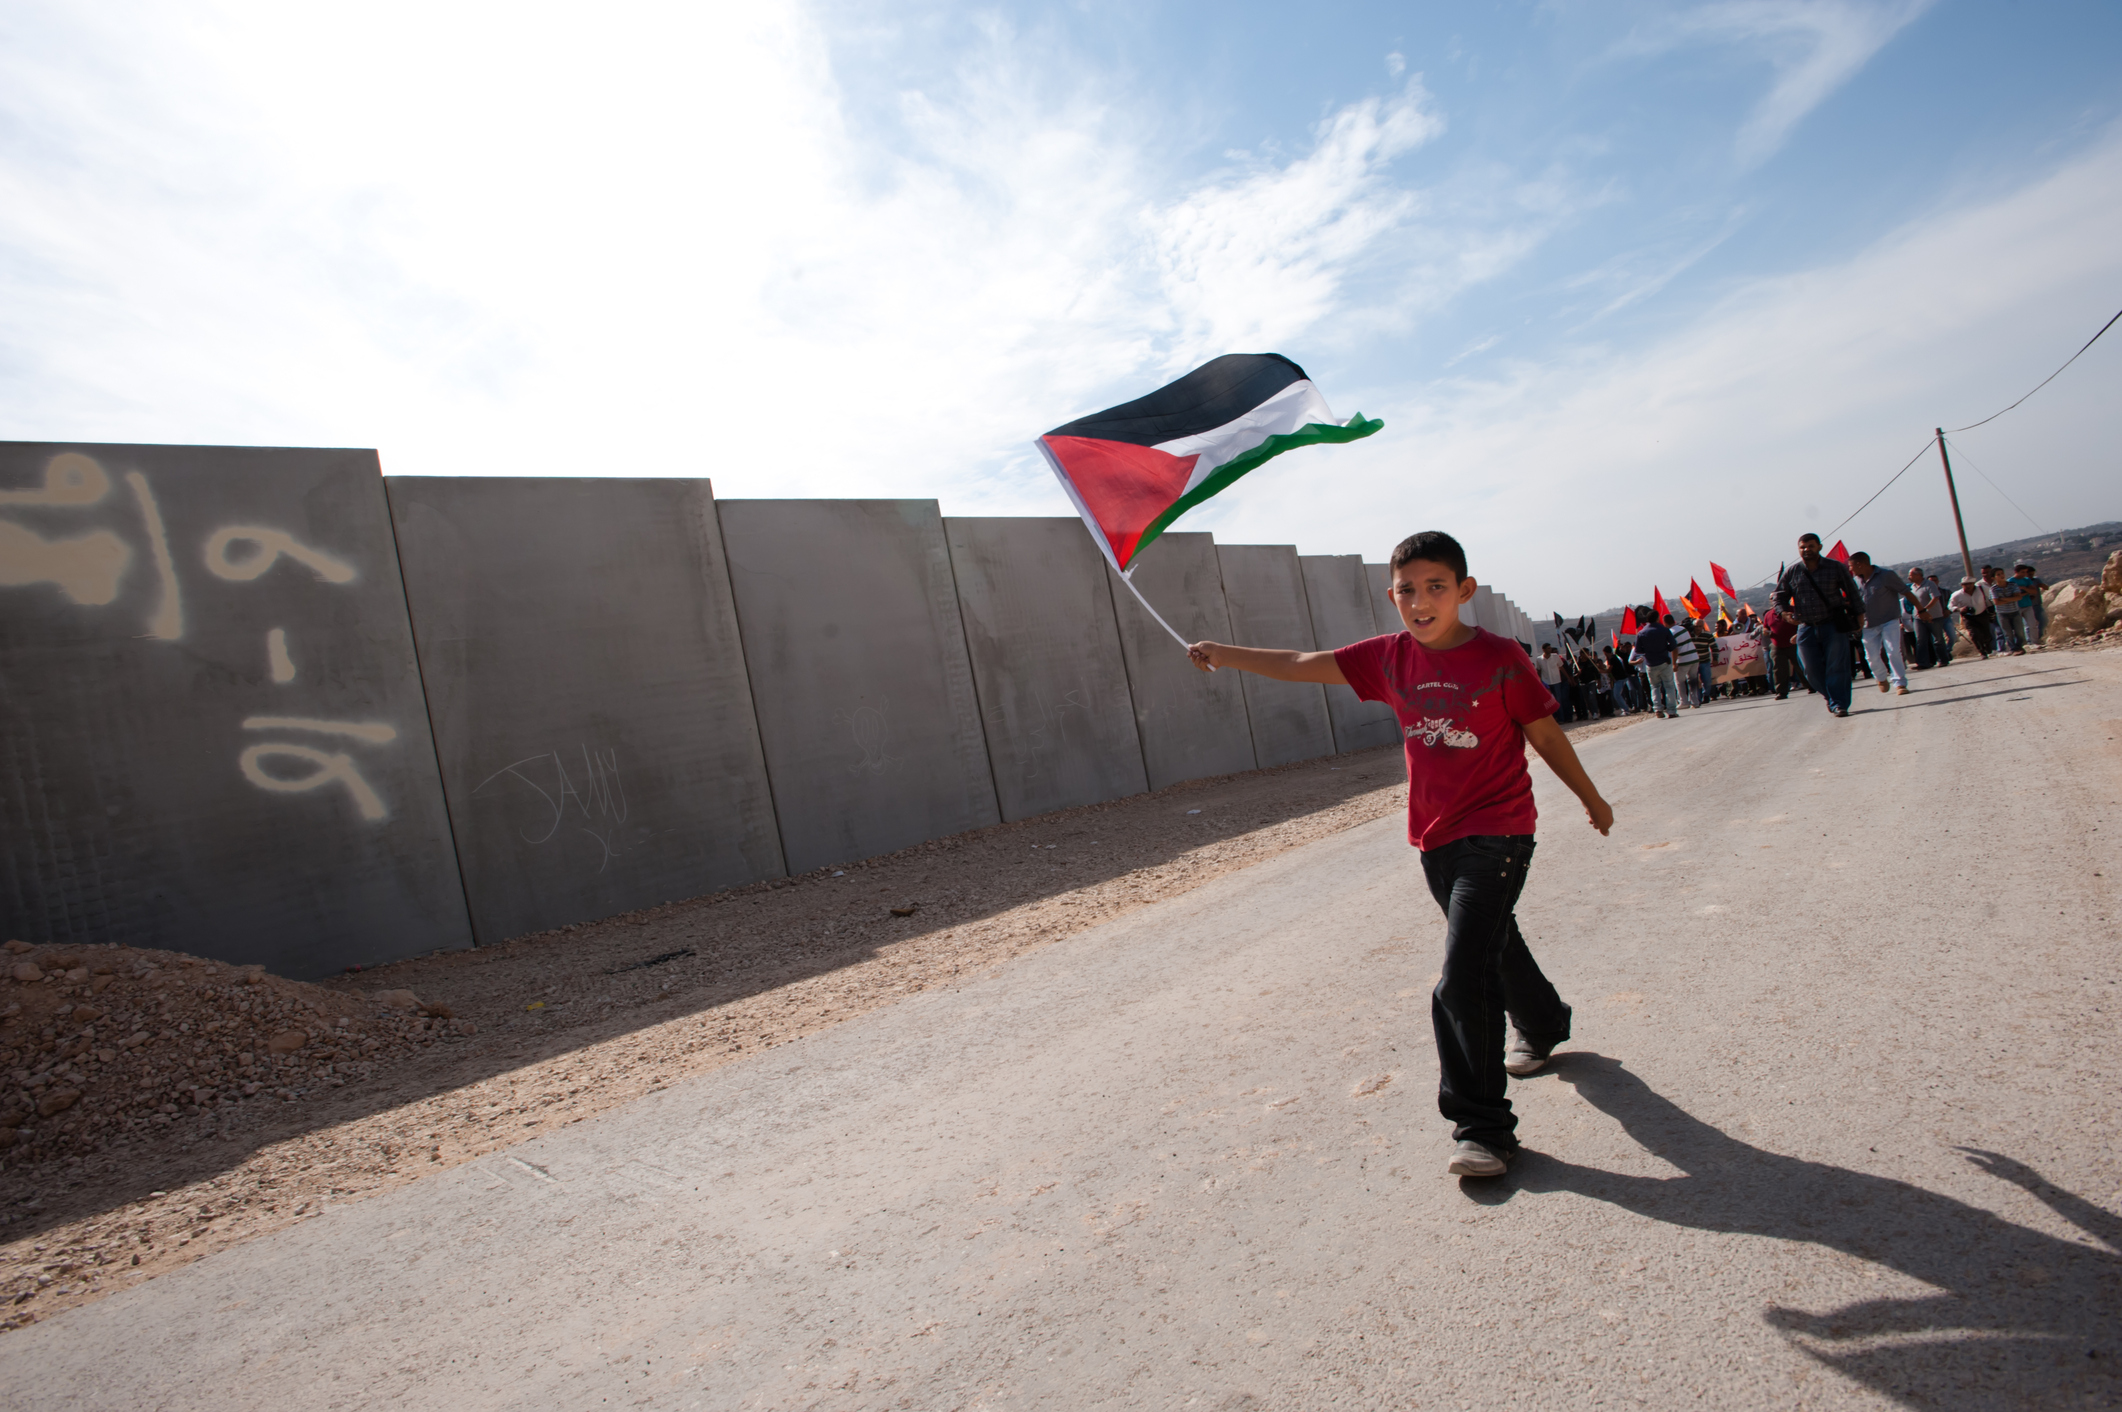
[1333,627,1556,850]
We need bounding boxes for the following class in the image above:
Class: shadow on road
[4,746,1409,1245]
[1504,1055,2119,1408]
[1866,677,2090,712]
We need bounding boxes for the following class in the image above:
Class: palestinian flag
[1039,353,1382,574]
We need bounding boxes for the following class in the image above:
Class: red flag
[1685,578,1711,618]
[1828,540,1850,564]
[1620,605,1638,635]
[1651,587,1669,621]
[1710,561,1737,597]
[1610,629,1619,649]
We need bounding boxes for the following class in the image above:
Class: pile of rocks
[2041,549,2122,647]
[1,940,474,1167]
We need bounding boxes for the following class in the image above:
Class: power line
[1805,301,2119,553]
[1675,304,2116,609]
[1945,304,2122,433]
[1940,435,2047,537]
[1823,436,1937,542]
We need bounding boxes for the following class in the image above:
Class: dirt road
[3,653,2116,1408]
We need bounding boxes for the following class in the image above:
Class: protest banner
[1712,632,1768,683]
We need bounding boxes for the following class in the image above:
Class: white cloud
[1214,126,2122,613]
[1145,85,1444,366]
[12,0,2095,633]
[0,7,1552,520]
[1624,0,1934,166]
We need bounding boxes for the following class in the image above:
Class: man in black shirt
[1774,532,1865,717]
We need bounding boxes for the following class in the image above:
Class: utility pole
[1935,429,1974,582]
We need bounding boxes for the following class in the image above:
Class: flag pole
[1118,569,1191,649]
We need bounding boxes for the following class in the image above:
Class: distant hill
[1538,520,2122,648]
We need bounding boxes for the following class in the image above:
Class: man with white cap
[1948,573,1995,659]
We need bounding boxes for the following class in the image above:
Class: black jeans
[1420,835,1571,1152]
[1963,610,1994,657]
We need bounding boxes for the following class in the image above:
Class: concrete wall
[945,517,1149,822]
[1362,562,1398,638]
[386,477,785,944]
[1216,545,1336,768]
[12,440,1470,972]
[0,443,469,976]
[719,499,1000,875]
[1299,554,1399,752]
[1106,532,1257,791]
[1469,584,1496,634]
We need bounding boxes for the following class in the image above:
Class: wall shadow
[1503,1055,2119,1408]
[5,746,1410,1237]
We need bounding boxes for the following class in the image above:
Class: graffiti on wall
[472,746,631,872]
[0,452,401,822]
[989,685,1089,788]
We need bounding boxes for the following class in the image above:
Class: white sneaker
[1447,1140,1510,1177]
[1504,1027,1552,1076]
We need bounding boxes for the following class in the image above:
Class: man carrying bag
[1774,532,1866,717]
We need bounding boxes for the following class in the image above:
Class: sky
[2,0,2118,615]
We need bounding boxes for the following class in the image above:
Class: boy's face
[1388,558,1474,645]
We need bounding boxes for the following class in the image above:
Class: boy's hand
[1188,641,1223,673]
[1584,794,1614,836]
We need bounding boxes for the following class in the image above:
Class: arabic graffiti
[0,452,396,822]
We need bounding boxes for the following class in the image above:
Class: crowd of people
[1529,533,2048,723]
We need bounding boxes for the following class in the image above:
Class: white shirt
[1948,584,1991,614]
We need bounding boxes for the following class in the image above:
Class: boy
[1188,531,1614,1178]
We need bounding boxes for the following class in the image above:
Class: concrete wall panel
[945,517,1149,821]
[719,500,999,874]
[1362,562,1399,638]
[1104,533,1257,792]
[0,442,469,976]
[1469,584,1496,634]
[386,478,785,944]
[1299,554,1399,752]
[1216,545,1336,768]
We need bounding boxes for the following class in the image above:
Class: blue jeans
[1420,835,1570,1152]
[1647,662,1680,714]
[1547,681,1572,721]
[1795,622,1853,711]
[1861,622,1907,688]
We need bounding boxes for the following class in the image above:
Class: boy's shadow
[1503,1055,2119,1407]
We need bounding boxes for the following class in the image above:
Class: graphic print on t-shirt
[1394,678,1480,749]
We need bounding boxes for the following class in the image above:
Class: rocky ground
[2037,546,2122,647]
[0,713,1643,1333]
